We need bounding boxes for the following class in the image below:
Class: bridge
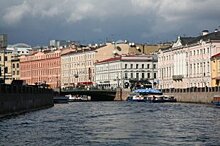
[60,88,117,101]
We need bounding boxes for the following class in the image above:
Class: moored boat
[65,94,91,102]
[212,95,220,106]
[53,96,69,103]
[127,93,146,102]
[127,88,177,103]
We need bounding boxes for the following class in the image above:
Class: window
[130,64,133,69]
[4,56,7,61]
[153,64,156,69]
[154,73,156,78]
[125,64,127,69]
[147,73,150,78]
[142,64,144,69]
[142,73,144,79]
[131,73,133,78]
[136,64,138,69]
[147,64,150,69]
[136,73,139,79]
[5,67,8,73]
[125,73,128,79]
[13,64,15,68]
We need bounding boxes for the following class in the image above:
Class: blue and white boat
[127,88,176,103]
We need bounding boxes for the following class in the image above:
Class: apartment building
[20,49,61,89]
[61,46,96,88]
[0,51,19,84]
[211,52,220,87]
[95,54,158,89]
[158,30,220,89]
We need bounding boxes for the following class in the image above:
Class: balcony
[172,75,184,80]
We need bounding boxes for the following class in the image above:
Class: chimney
[202,30,209,36]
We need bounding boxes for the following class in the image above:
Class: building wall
[95,55,158,89]
[11,57,20,80]
[95,43,142,62]
[0,52,17,84]
[61,48,96,88]
[211,56,220,87]
[158,39,220,89]
[20,50,61,89]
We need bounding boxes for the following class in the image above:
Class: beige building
[61,45,96,88]
[95,41,142,62]
[11,56,20,81]
[135,43,172,55]
[0,52,19,84]
[61,41,145,88]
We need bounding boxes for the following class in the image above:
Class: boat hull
[53,96,69,104]
[212,95,220,106]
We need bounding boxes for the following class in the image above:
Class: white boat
[65,94,91,102]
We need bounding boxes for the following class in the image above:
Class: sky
[0,0,220,46]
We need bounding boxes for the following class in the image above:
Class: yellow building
[95,41,142,62]
[140,43,171,55]
[95,41,171,62]
[211,52,220,87]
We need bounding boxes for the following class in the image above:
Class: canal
[0,102,220,145]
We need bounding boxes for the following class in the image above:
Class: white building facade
[95,54,158,89]
[158,30,220,89]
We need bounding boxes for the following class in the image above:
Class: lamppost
[0,34,7,84]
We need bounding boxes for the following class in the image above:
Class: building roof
[96,56,121,64]
[12,43,31,48]
[211,52,220,58]
[95,54,155,64]
[180,37,196,45]
[188,31,220,45]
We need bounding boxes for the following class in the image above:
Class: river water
[0,102,220,146]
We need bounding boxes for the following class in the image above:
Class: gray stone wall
[164,92,216,104]
[0,85,54,117]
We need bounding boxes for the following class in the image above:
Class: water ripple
[1,102,220,145]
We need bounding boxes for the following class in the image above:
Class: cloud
[67,2,95,23]
[0,0,220,45]
[3,1,30,25]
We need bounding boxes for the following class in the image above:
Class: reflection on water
[1,102,220,145]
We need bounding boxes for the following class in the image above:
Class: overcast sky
[0,0,220,46]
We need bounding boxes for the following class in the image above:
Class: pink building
[20,49,61,89]
[158,30,220,89]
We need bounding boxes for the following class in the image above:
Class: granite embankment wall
[115,88,130,101]
[0,84,54,117]
[163,92,215,103]
[116,87,219,103]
